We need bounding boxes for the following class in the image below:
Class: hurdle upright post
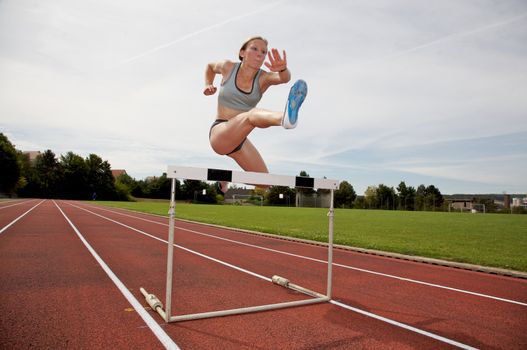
[327,189,335,298]
[165,177,177,322]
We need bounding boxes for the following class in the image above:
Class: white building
[512,197,527,208]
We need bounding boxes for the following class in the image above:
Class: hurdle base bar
[169,297,329,322]
[142,275,328,323]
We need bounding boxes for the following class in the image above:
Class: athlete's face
[240,39,268,67]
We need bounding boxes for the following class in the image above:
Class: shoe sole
[283,79,307,129]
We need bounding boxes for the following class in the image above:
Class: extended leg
[210,108,282,155]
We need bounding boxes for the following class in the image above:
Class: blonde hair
[239,36,268,61]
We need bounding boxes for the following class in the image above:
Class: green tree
[131,179,148,198]
[364,185,378,209]
[60,152,89,199]
[267,186,295,206]
[114,172,137,200]
[144,173,172,199]
[180,179,217,203]
[397,181,416,211]
[414,184,444,211]
[425,185,444,211]
[334,181,356,208]
[85,154,116,200]
[376,184,396,210]
[16,152,33,194]
[32,150,61,198]
[132,175,181,199]
[353,196,366,209]
[0,133,21,195]
[415,184,426,211]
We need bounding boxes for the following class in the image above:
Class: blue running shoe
[282,79,307,129]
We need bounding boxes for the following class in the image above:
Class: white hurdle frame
[140,166,340,323]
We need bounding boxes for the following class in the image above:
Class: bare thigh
[209,108,282,155]
[209,116,254,155]
[227,138,268,173]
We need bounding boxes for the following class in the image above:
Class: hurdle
[140,166,340,323]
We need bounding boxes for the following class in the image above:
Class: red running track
[1,199,526,349]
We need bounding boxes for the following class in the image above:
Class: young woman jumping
[204,36,307,192]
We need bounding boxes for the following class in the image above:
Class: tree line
[2,132,449,210]
[0,133,221,201]
[355,182,444,211]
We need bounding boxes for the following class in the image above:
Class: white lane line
[0,199,34,209]
[80,203,527,307]
[329,300,478,350]
[172,226,527,307]
[0,200,45,234]
[53,201,180,350]
[67,203,271,282]
[68,202,479,350]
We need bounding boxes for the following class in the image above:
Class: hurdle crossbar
[141,166,340,323]
[167,165,339,190]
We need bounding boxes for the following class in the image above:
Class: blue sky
[1,0,526,194]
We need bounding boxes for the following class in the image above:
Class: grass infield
[94,201,527,272]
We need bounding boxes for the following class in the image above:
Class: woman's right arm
[204,60,230,96]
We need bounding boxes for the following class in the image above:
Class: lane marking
[80,203,527,307]
[67,202,479,350]
[0,200,45,235]
[67,202,271,282]
[53,201,180,350]
[330,300,478,350]
[0,199,34,209]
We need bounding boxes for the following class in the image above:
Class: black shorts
[209,119,246,155]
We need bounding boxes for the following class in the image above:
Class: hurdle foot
[140,287,168,321]
[271,275,327,299]
[271,275,290,287]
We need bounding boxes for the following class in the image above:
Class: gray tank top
[218,62,263,111]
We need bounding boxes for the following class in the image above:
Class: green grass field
[95,201,527,272]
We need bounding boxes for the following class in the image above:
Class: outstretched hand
[203,85,217,96]
[264,48,287,72]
